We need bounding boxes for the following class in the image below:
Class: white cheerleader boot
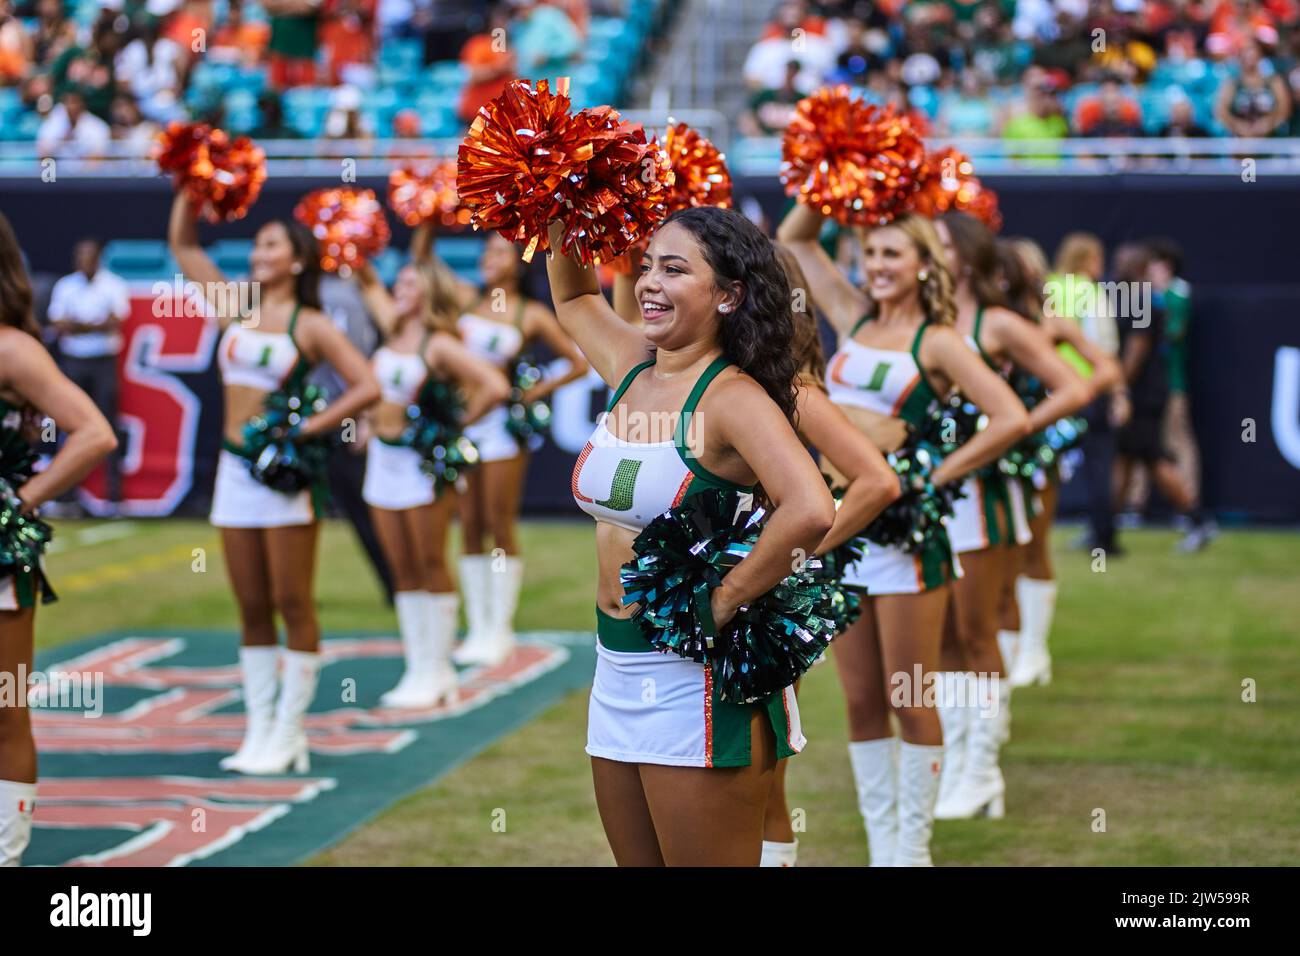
[0,779,37,866]
[452,555,494,665]
[895,742,943,866]
[1011,577,1056,687]
[383,593,459,709]
[933,672,972,820]
[944,678,1009,819]
[486,555,524,665]
[220,645,279,772]
[997,627,1020,679]
[380,591,432,707]
[242,649,319,775]
[759,839,799,867]
[847,737,898,866]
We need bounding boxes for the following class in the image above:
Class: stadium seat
[102,240,177,282]
[207,240,254,278]
[371,247,403,287]
[437,237,485,284]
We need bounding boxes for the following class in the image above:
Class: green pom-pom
[402,377,480,493]
[240,384,331,492]
[620,488,840,704]
[504,355,551,452]
[860,440,962,554]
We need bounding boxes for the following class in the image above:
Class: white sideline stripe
[48,520,140,553]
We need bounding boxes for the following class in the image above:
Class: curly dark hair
[0,211,40,338]
[663,207,799,423]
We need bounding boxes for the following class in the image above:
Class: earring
[718,303,730,313]
[291,263,304,275]
[917,269,929,282]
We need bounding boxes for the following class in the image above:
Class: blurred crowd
[1,0,619,157]
[740,0,1300,138]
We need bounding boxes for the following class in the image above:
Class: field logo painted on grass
[30,631,591,866]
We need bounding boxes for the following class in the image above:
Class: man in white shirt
[47,238,129,511]
[36,89,113,159]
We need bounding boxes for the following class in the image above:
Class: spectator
[417,0,482,65]
[321,0,377,86]
[114,19,185,123]
[160,0,216,58]
[743,0,835,93]
[511,0,581,79]
[738,58,804,137]
[1159,92,1212,135]
[210,0,272,65]
[46,238,129,513]
[1075,75,1145,135]
[109,93,159,155]
[30,0,76,70]
[250,90,302,138]
[458,1,515,123]
[0,0,32,84]
[263,0,324,90]
[827,15,885,86]
[391,107,420,136]
[1215,39,1291,134]
[1002,67,1070,141]
[935,67,999,136]
[37,87,112,157]
[50,17,122,120]
[322,82,372,138]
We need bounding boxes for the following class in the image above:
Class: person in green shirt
[1001,69,1068,165]
[263,0,323,90]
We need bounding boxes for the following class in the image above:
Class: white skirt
[586,641,805,768]
[948,474,1032,553]
[209,449,314,529]
[842,540,963,596]
[1007,477,1033,546]
[362,437,436,510]
[463,405,520,464]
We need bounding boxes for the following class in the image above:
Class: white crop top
[373,344,429,406]
[217,312,305,392]
[572,357,751,533]
[457,310,524,370]
[824,316,940,431]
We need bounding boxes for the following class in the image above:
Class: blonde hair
[410,259,461,335]
[1054,232,1104,278]
[861,213,956,326]
[772,242,827,390]
[1014,237,1049,284]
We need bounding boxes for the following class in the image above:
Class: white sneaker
[220,645,280,772]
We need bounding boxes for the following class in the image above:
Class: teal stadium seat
[437,237,484,285]
[102,240,177,282]
[371,247,403,287]
[207,239,254,279]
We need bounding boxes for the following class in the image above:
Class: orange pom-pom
[660,121,732,214]
[552,104,672,266]
[155,122,266,223]
[457,78,586,262]
[914,147,1003,232]
[780,87,925,226]
[388,159,469,228]
[293,188,392,276]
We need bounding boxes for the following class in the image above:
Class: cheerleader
[546,207,836,866]
[929,212,1089,820]
[168,193,380,775]
[995,238,1122,689]
[0,210,117,865]
[758,244,901,867]
[411,225,588,667]
[351,261,511,708]
[777,203,1029,866]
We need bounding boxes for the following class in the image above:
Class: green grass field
[36,517,1300,866]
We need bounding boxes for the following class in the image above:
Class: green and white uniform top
[572,355,751,533]
[824,315,940,431]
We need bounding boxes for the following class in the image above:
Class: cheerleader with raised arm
[0,211,117,865]
[411,224,588,667]
[777,203,1029,866]
[351,261,510,707]
[928,212,1090,820]
[548,207,836,866]
[168,192,380,775]
[995,238,1122,689]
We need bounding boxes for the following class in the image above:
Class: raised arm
[987,307,1091,432]
[351,260,399,339]
[611,248,644,326]
[796,384,901,553]
[0,331,116,510]
[543,220,647,386]
[775,204,868,336]
[426,332,511,426]
[294,312,380,438]
[706,379,836,628]
[521,302,590,400]
[410,222,478,309]
[924,327,1031,486]
[166,192,234,325]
